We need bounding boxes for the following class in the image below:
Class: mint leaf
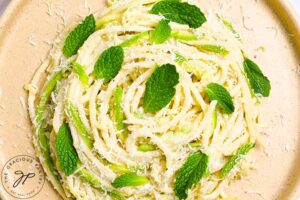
[72,62,89,85]
[243,58,271,97]
[151,1,206,28]
[174,151,209,200]
[112,172,149,188]
[63,14,96,57]
[204,83,234,114]
[220,142,255,178]
[55,123,79,176]
[198,44,229,55]
[150,19,171,44]
[94,46,124,81]
[143,64,179,112]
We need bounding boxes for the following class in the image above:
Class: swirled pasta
[26,0,271,199]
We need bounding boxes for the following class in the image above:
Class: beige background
[0,0,299,200]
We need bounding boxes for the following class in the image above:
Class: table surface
[0,0,299,199]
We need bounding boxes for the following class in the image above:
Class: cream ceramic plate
[0,0,299,200]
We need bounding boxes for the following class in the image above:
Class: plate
[0,0,299,199]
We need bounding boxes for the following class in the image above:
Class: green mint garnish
[220,142,255,178]
[112,172,149,188]
[150,19,171,44]
[174,151,209,200]
[151,1,206,28]
[94,46,124,81]
[63,14,96,57]
[143,64,179,113]
[243,58,271,97]
[198,44,229,55]
[55,123,79,176]
[204,83,235,114]
[72,62,89,86]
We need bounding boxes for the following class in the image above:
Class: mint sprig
[151,1,206,28]
[204,83,235,114]
[94,46,124,81]
[243,58,271,97]
[63,14,96,57]
[150,19,171,44]
[220,142,255,178]
[55,123,79,176]
[112,172,149,188]
[143,64,179,112]
[174,151,209,200]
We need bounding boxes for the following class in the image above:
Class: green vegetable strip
[119,31,150,47]
[222,19,240,39]
[198,44,229,55]
[220,142,255,178]
[67,103,94,149]
[96,13,123,29]
[171,30,198,41]
[35,71,64,189]
[149,19,171,44]
[73,62,89,86]
[36,71,63,124]
[112,172,149,188]
[113,87,127,142]
[137,143,157,152]
[175,53,187,64]
[109,163,131,174]
[77,168,125,200]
